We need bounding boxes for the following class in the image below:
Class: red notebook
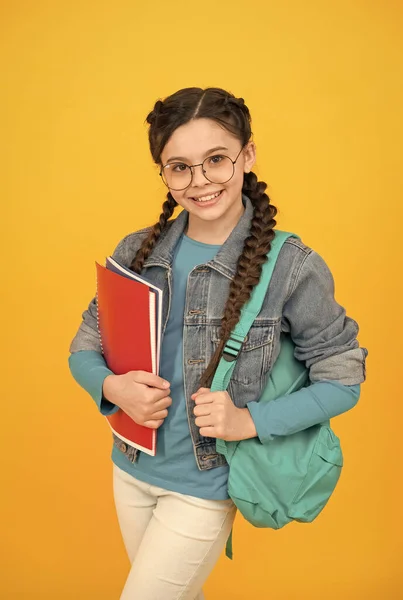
[95,257,163,456]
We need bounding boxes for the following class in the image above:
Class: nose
[191,163,209,187]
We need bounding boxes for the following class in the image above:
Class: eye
[171,162,188,173]
[208,154,224,164]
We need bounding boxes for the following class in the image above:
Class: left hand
[191,387,257,442]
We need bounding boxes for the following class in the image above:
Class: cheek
[223,169,245,196]
[170,190,187,206]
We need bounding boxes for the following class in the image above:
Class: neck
[184,197,245,245]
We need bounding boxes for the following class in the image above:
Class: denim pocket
[211,322,275,385]
[112,432,139,464]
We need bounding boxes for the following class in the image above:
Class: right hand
[102,371,172,429]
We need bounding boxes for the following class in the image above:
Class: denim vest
[69,193,367,470]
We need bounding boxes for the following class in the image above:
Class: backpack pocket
[288,425,343,522]
[220,425,343,531]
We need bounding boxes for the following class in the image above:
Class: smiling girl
[68,87,367,599]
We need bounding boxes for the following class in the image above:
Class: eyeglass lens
[161,155,235,191]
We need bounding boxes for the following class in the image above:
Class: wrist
[239,408,258,440]
[99,374,121,416]
[102,374,117,400]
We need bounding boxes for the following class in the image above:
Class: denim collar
[142,192,254,280]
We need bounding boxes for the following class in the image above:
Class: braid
[140,87,278,390]
[130,192,178,273]
[199,172,277,388]
[146,99,164,127]
[224,96,250,119]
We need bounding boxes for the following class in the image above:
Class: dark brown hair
[130,87,277,388]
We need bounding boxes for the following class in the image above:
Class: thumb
[130,370,170,389]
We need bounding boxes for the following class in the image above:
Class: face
[159,118,256,229]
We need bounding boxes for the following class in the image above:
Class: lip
[188,189,224,207]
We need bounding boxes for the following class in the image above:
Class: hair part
[130,87,277,388]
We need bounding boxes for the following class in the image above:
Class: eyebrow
[165,146,229,164]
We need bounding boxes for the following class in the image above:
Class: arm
[246,246,367,442]
[246,381,360,443]
[68,349,120,416]
[68,232,135,354]
[281,247,367,385]
[67,232,135,410]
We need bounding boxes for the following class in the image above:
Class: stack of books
[95,257,163,456]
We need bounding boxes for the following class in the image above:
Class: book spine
[95,269,105,357]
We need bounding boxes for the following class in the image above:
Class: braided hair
[130,87,277,388]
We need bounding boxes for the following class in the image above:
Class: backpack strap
[209,230,300,560]
[210,230,299,399]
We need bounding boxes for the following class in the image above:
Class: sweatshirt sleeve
[246,380,360,443]
[68,349,120,416]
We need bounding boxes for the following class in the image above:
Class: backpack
[210,231,344,559]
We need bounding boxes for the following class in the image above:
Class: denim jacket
[69,193,367,470]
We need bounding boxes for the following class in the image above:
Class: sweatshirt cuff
[68,350,120,416]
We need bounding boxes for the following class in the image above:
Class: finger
[193,404,212,417]
[191,387,210,399]
[148,409,168,420]
[199,426,216,438]
[193,394,214,405]
[149,388,172,402]
[195,415,214,428]
[143,419,164,429]
[151,396,172,410]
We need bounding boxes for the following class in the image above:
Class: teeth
[193,191,221,202]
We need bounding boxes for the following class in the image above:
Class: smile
[190,190,223,203]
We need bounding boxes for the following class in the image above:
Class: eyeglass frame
[159,144,247,191]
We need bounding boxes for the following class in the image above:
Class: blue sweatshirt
[68,232,360,500]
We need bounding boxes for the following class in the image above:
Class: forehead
[161,118,237,163]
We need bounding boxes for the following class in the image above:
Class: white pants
[112,463,237,600]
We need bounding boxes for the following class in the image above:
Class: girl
[68,87,368,600]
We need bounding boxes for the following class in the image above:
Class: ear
[243,141,256,173]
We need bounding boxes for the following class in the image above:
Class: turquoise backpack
[210,231,344,559]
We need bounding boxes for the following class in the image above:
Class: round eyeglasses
[159,145,246,191]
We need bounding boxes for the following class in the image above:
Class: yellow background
[1,1,402,598]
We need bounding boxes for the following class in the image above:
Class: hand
[103,371,172,429]
[191,387,257,442]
